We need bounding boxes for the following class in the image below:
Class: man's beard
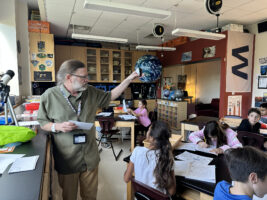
[73,80,88,92]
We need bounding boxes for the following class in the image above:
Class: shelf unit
[124,51,133,78]
[87,48,97,81]
[157,99,187,130]
[112,51,122,82]
[100,50,110,81]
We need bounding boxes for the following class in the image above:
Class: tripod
[0,84,18,126]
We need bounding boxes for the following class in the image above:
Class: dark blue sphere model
[135,55,162,82]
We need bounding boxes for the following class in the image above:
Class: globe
[175,90,184,98]
[135,55,162,82]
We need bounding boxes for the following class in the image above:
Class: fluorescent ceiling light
[136,45,176,51]
[72,33,128,43]
[172,28,226,40]
[84,0,171,19]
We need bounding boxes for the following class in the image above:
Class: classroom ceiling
[28,0,267,45]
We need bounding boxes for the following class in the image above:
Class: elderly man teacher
[37,59,139,200]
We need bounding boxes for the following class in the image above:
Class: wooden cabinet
[157,99,187,130]
[29,33,55,82]
[55,45,157,83]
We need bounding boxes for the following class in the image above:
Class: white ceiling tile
[223,0,254,8]
[237,1,267,12]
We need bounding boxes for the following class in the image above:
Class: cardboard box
[28,20,50,33]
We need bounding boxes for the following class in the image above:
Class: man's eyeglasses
[70,74,90,80]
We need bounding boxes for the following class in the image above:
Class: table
[181,116,218,140]
[0,131,51,200]
[95,116,136,151]
[125,149,231,200]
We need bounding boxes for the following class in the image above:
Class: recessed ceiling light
[172,28,225,40]
[72,33,128,43]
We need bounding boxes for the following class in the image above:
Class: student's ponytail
[149,121,174,192]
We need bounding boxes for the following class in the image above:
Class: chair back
[131,178,170,200]
[237,131,264,149]
[98,117,115,133]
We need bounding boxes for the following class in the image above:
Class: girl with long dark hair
[189,120,242,154]
[124,121,176,195]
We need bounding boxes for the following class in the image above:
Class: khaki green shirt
[37,85,111,174]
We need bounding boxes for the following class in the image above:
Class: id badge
[73,133,87,144]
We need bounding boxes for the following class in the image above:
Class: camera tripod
[0,84,18,125]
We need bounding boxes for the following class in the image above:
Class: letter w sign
[226,31,254,92]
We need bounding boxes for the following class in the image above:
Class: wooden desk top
[181,116,218,129]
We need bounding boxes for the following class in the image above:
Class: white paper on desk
[0,154,25,174]
[119,115,137,120]
[69,120,94,130]
[176,142,196,151]
[96,112,112,117]
[174,161,215,183]
[175,151,213,165]
[8,155,39,173]
[187,163,216,183]
[123,99,127,112]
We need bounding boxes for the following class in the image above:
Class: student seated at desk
[124,121,176,196]
[189,121,242,154]
[259,103,267,129]
[127,99,151,144]
[237,108,261,133]
[214,146,267,200]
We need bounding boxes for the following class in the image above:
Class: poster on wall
[227,95,242,116]
[203,45,216,58]
[181,51,192,62]
[226,31,254,92]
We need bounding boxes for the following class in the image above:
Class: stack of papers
[176,142,217,155]
[174,160,216,183]
[8,155,39,174]
[96,112,112,117]
[118,115,137,120]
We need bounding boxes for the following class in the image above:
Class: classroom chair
[237,131,264,150]
[98,117,123,161]
[131,178,170,200]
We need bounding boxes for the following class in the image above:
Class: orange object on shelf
[28,20,50,33]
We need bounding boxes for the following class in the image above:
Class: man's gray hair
[56,59,85,85]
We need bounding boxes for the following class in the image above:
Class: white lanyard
[60,87,81,117]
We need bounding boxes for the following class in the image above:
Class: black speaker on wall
[258,21,267,33]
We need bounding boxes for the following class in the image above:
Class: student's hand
[197,141,208,148]
[210,148,224,154]
[56,122,77,132]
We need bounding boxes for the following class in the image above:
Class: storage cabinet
[55,45,156,83]
[157,99,187,130]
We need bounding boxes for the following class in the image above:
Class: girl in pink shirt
[189,121,242,154]
[128,100,151,145]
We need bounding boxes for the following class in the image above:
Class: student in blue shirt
[214,146,267,200]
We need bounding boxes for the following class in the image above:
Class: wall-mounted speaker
[258,21,267,33]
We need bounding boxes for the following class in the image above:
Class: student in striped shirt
[189,121,242,154]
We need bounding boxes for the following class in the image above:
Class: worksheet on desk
[0,154,25,174]
[175,151,213,165]
[174,161,216,183]
[176,142,217,155]
[8,155,39,174]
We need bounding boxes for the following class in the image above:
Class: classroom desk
[0,130,51,200]
[124,150,231,200]
[181,116,218,140]
[95,115,136,151]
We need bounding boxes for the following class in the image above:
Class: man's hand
[56,122,77,133]
[126,71,139,81]
[210,148,224,154]
[197,141,208,148]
